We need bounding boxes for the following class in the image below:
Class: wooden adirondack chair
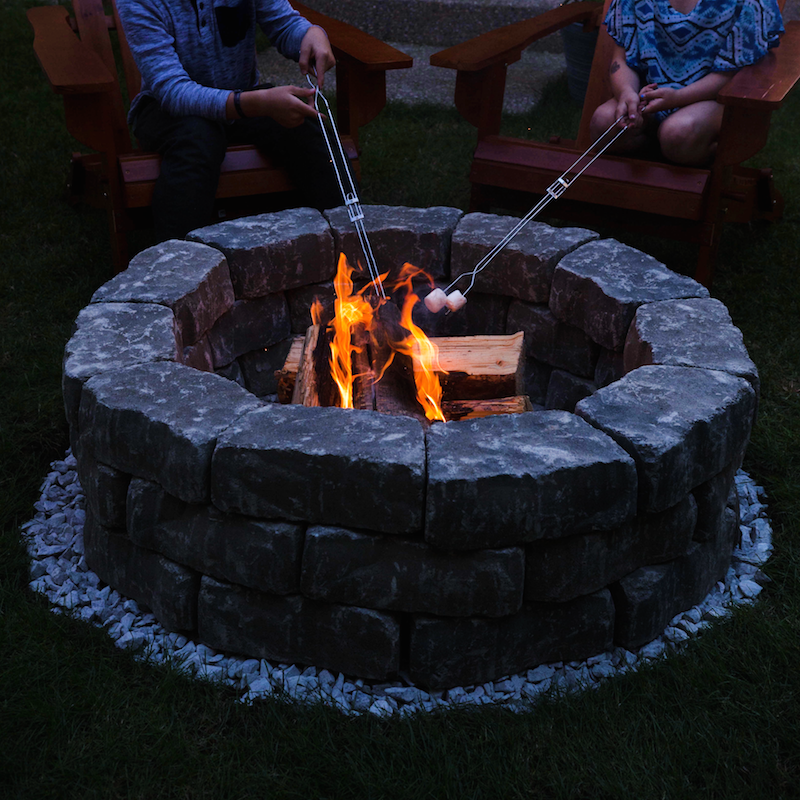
[430,0,800,286]
[27,0,413,271]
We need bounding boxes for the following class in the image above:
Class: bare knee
[658,104,722,165]
[590,100,618,139]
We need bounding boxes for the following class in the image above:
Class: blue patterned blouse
[605,0,784,118]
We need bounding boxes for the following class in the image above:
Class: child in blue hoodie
[117,0,341,240]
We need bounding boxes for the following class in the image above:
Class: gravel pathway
[22,450,772,717]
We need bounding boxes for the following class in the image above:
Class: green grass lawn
[3,1,800,797]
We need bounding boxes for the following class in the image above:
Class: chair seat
[471,136,710,221]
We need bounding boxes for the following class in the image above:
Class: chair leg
[694,224,723,289]
[108,207,130,273]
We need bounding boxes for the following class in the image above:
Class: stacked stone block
[66,206,758,689]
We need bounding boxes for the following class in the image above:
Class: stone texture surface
[80,460,131,530]
[523,359,553,406]
[576,365,756,513]
[206,294,290,367]
[525,494,697,602]
[197,576,400,680]
[624,297,760,395]
[324,205,463,280]
[450,214,598,303]
[415,291,510,337]
[212,404,426,534]
[83,509,199,631]
[238,338,295,397]
[408,590,615,689]
[301,525,524,616]
[63,303,181,435]
[594,348,626,388]
[545,369,597,413]
[182,335,215,372]
[286,281,335,334]
[425,410,637,550]
[90,239,235,345]
[611,506,738,648]
[693,460,738,542]
[127,478,304,594]
[188,209,336,298]
[79,362,263,504]
[550,239,709,350]
[507,301,599,377]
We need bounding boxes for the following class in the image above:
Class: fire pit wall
[64,206,758,689]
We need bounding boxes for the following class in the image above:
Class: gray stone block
[594,348,626,388]
[127,478,303,594]
[576,365,756,513]
[206,294,290,367]
[693,460,738,542]
[545,369,597,412]
[611,506,738,648]
[507,301,599,378]
[286,281,335,334]
[212,404,425,534]
[301,525,524,616]
[523,358,552,406]
[189,209,336,298]
[183,335,215,372]
[425,410,637,550]
[525,494,697,602]
[63,302,181,436]
[413,290,509,337]
[549,239,709,350]
[450,213,598,303]
[408,590,615,689]
[197,576,400,680]
[90,239,235,345]
[79,362,263,504]
[81,460,131,530]
[239,338,295,397]
[215,360,246,388]
[83,508,199,631]
[324,205,463,280]
[624,297,760,396]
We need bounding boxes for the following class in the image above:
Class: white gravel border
[22,451,773,717]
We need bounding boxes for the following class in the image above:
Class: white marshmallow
[445,290,467,312]
[424,288,448,313]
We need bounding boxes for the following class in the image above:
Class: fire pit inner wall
[64,206,758,688]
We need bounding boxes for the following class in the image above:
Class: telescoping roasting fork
[307,73,386,300]
[424,117,630,314]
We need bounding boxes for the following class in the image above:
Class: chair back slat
[111,0,142,103]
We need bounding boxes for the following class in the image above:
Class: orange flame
[328,253,374,409]
[390,263,447,422]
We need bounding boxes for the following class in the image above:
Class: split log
[279,331,525,404]
[435,332,524,400]
[442,395,533,422]
[276,335,305,403]
[291,324,322,406]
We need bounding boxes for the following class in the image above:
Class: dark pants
[133,94,343,241]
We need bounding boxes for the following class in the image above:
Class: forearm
[609,44,641,100]
[671,72,733,107]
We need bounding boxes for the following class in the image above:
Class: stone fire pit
[63,206,758,689]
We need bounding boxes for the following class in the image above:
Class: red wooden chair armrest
[429,1,601,72]
[718,21,800,110]
[290,1,412,72]
[27,6,115,94]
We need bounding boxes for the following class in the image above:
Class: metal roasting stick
[307,74,386,300]
[442,117,630,303]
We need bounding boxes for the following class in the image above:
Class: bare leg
[589,98,649,153]
[657,100,724,165]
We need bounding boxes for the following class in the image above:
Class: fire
[315,254,446,421]
[328,253,375,409]
[390,263,447,423]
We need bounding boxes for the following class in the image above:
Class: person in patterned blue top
[589,0,784,164]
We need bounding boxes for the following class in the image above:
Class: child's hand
[299,26,336,88]
[639,83,679,115]
[615,89,644,129]
[254,85,319,127]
